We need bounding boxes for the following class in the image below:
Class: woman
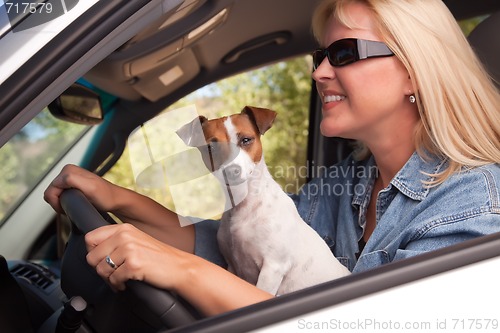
[44,0,500,316]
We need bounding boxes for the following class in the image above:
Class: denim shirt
[194,152,500,274]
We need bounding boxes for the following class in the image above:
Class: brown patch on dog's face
[229,113,263,164]
[198,117,233,171]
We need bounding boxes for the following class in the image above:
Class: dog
[177,106,350,295]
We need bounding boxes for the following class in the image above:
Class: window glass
[104,56,313,218]
[0,108,89,225]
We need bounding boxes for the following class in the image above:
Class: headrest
[468,11,500,87]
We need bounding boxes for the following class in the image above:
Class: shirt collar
[390,151,447,201]
[352,151,447,204]
[352,155,376,207]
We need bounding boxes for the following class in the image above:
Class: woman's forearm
[177,254,273,316]
[109,185,195,253]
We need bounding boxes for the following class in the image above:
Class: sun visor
[130,49,200,102]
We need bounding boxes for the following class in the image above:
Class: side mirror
[48,84,104,125]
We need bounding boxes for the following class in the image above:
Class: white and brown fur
[177,106,350,295]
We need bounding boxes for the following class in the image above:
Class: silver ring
[105,255,117,269]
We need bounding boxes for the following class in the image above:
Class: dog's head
[177,106,277,185]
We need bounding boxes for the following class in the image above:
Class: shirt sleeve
[193,219,227,268]
[393,212,500,262]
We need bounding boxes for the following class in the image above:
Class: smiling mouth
[324,94,346,103]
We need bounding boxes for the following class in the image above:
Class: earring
[409,95,416,104]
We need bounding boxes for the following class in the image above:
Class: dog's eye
[240,137,253,146]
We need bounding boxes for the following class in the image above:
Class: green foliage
[458,16,488,36]
[0,109,87,222]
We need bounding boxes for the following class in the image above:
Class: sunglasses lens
[329,39,357,66]
[313,39,359,69]
[312,49,326,70]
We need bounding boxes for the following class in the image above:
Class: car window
[104,55,312,219]
[0,108,89,226]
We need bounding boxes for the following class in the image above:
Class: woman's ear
[405,74,416,96]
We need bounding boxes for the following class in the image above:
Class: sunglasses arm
[357,39,394,59]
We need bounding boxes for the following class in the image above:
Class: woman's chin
[320,122,349,138]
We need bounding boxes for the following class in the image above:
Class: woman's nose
[312,57,336,82]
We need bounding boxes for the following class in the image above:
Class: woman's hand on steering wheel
[44,164,120,214]
[85,223,188,293]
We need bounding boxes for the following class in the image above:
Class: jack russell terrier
[177,106,350,295]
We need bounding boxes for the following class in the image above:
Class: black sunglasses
[312,38,394,70]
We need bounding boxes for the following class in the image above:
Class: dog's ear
[242,106,277,135]
[176,115,208,146]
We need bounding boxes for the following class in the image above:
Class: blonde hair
[312,0,500,185]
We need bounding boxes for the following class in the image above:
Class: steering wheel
[59,189,197,331]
